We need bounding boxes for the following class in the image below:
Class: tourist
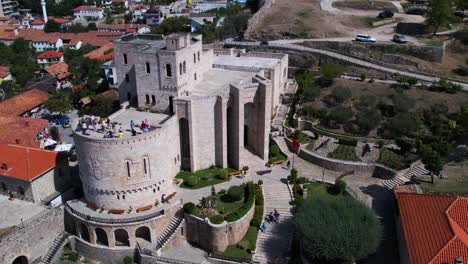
[274,209,280,223]
[130,120,135,131]
[141,121,146,130]
[131,129,137,136]
[267,212,274,223]
[143,126,149,133]
[161,194,166,203]
[287,160,291,169]
[260,222,267,232]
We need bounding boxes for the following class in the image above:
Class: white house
[132,4,148,20]
[36,50,64,66]
[73,6,104,20]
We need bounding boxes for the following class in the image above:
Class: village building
[36,50,64,67]
[73,6,104,20]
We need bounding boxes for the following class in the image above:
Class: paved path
[225,39,468,91]
[253,176,294,264]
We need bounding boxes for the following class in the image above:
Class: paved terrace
[188,68,256,97]
[72,108,169,140]
[0,195,46,230]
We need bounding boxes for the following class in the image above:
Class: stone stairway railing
[155,210,184,253]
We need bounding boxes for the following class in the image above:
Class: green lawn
[328,144,361,161]
[211,226,258,262]
[269,151,287,164]
[176,168,236,189]
[377,148,418,170]
[416,175,468,195]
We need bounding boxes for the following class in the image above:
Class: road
[224,39,468,90]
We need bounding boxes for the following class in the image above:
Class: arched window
[95,228,109,246]
[166,64,172,77]
[145,62,151,74]
[79,223,90,242]
[126,161,131,178]
[183,61,186,73]
[123,54,127,64]
[145,94,150,104]
[114,229,130,247]
[12,256,28,264]
[151,95,156,105]
[193,53,196,63]
[135,226,151,242]
[179,63,183,75]
[194,73,197,81]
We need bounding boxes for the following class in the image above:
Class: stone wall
[284,138,396,179]
[300,41,444,63]
[244,0,274,39]
[69,236,137,263]
[184,203,255,253]
[0,207,64,264]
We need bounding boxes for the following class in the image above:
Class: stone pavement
[0,195,46,229]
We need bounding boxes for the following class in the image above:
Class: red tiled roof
[48,17,71,24]
[134,4,148,10]
[0,25,18,40]
[0,66,10,79]
[0,16,11,22]
[397,193,468,264]
[84,42,113,61]
[0,89,48,117]
[44,61,70,80]
[73,5,103,12]
[0,116,48,148]
[18,29,60,44]
[0,144,58,181]
[37,50,63,59]
[96,24,149,33]
[30,18,44,25]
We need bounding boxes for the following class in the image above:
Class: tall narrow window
[197,51,200,61]
[166,64,172,77]
[179,63,183,75]
[151,95,156,105]
[126,161,131,178]
[193,53,196,63]
[143,157,148,175]
[145,62,151,74]
[125,74,129,82]
[123,54,128,64]
[145,95,150,104]
[183,61,186,73]
[194,73,197,80]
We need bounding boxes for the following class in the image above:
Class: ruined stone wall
[244,0,274,39]
[73,116,180,209]
[0,207,64,264]
[184,202,255,253]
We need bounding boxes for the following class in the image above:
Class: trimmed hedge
[210,214,224,224]
[183,202,196,214]
[338,138,358,146]
[217,170,229,180]
[228,186,244,202]
[186,176,199,187]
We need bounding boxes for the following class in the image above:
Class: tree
[45,91,73,114]
[320,63,344,86]
[87,22,97,31]
[151,16,189,34]
[356,109,382,132]
[296,195,382,263]
[331,87,352,104]
[426,0,454,35]
[396,138,415,154]
[0,81,22,100]
[392,93,415,113]
[454,0,468,11]
[421,148,443,183]
[327,106,353,124]
[44,20,62,32]
[458,103,468,133]
[386,113,420,135]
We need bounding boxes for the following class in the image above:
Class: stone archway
[12,256,28,264]
[114,229,130,247]
[79,223,90,242]
[135,226,151,243]
[95,228,109,246]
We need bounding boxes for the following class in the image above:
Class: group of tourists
[260,209,281,232]
[75,116,153,139]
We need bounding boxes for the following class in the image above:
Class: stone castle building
[62,33,289,262]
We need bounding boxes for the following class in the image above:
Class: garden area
[377,147,418,170]
[176,167,236,189]
[415,160,468,195]
[269,144,287,164]
[185,182,265,262]
[328,144,361,162]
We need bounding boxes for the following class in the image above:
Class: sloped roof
[0,89,48,116]
[96,23,149,33]
[396,193,468,264]
[30,18,44,25]
[0,116,48,148]
[37,50,63,59]
[0,144,59,181]
[84,42,113,61]
[0,66,10,79]
[44,61,70,80]
[73,5,103,12]
[48,17,71,24]
[18,29,60,43]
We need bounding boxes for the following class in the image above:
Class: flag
[292,138,300,149]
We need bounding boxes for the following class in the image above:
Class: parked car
[393,34,408,44]
[406,8,426,15]
[51,117,70,127]
[354,34,377,43]
[408,0,427,4]
[378,10,394,19]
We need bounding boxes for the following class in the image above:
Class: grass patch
[328,144,361,161]
[333,0,398,12]
[176,168,236,189]
[212,226,258,262]
[415,176,468,196]
[377,148,418,170]
[424,39,444,47]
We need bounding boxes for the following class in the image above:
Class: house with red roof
[43,61,71,89]
[84,42,114,62]
[0,65,12,83]
[395,192,468,264]
[30,18,45,30]
[73,6,104,20]
[36,50,64,66]
[0,144,70,203]
[96,23,150,34]
[133,4,148,20]
[17,29,63,51]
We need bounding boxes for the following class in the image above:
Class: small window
[18,186,24,196]
[193,53,196,63]
[179,63,182,75]
[157,186,160,191]
[283,68,287,78]
[122,195,126,200]
[151,95,156,105]
[117,195,120,200]
[125,74,129,82]
[194,73,197,80]
[126,161,131,178]
[123,54,128,64]
[153,189,156,193]
[145,62,151,74]
[183,61,186,74]
[145,95,150,104]
[197,51,200,61]
[166,64,172,77]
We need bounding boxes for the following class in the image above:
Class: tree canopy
[426,0,454,35]
[151,16,189,35]
[295,195,382,263]
[45,91,73,114]
[1,38,38,86]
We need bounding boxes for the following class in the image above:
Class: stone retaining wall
[184,203,255,253]
[284,138,396,179]
[244,0,274,39]
[68,235,136,263]
[300,41,443,63]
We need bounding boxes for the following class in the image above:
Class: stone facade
[184,202,255,253]
[0,208,64,264]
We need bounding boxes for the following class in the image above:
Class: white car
[355,34,377,43]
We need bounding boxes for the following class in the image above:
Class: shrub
[219,189,226,195]
[360,73,366,81]
[225,213,238,222]
[320,63,345,86]
[269,145,280,157]
[289,168,298,184]
[209,214,224,224]
[123,256,134,264]
[217,170,229,180]
[338,138,358,146]
[327,106,353,124]
[356,108,382,132]
[185,176,199,187]
[201,174,213,181]
[296,195,382,262]
[256,196,264,205]
[396,138,415,154]
[251,205,263,227]
[69,153,78,162]
[228,186,244,202]
[49,126,60,141]
[331,87,352,103]
[296,177,310,184]
[257,180,263,185]
[183,202,196,214]
[237,207,248,217]
[377,140,385,149]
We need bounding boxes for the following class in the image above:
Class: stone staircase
[253,181,294,264]
[155,210,185,252]
[41,232,69,264]
[382,163,430,190]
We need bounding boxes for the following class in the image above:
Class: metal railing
[64,203,164,224]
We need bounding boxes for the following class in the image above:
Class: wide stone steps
[382,176,410,190]
[155,210,184,251]
[41,232,68,264]
[403,164,429,180]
